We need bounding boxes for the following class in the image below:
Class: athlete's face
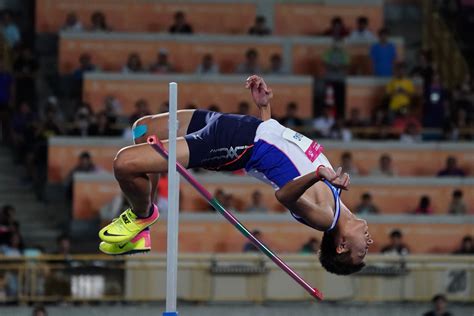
[344,218,373,264]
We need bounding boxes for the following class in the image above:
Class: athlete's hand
[245,75,273,108]
[316,166,350,191]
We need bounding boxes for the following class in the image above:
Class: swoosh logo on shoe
[103,230,126,237]
[118,243,128,249]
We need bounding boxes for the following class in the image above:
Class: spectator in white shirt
[61,12,83,32]
[347,16,377,44]
[196,54,219,75]
[313,107,335,137]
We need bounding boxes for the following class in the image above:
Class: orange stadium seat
[148,219,474,254]
[49,139,473,183]
[36,0,256,34]
[72,174,474,219]
[81,74,313,118]
[58,33,404,76]
[274,3,383,35]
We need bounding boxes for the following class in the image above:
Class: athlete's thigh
[132,110,195,144]
[116,137,190,173]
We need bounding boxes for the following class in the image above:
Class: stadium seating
[49,137,474,183]
[36,0,256,34]
[59,32,404,75]
[82,73,313,117]
[73,173,474,219]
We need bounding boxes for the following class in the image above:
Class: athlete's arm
[245,75,273,121]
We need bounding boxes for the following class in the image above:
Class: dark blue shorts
[184,110,262,171]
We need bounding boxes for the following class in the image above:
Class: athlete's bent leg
[113,138,190,217]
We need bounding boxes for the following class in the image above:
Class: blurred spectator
[345,108,363,127]
[159,101,170,114]
[248,16,271,36]
[300,237,319,254]
[14,46,39,107]
[386,62,415,117]
[10,102,37,162]
[391,111,421,134]
[150,49,175,74]
[437,156,466,177]
[90,112,122,137]
[129,99,151,125]
[279,102,303,128]
[1,232,23,256]
[72,53,97,81]
[69,102,94,136]
[56,234,71,256]
[62,12,83,32]
[1,11,20,47]
[245,190,268,213]
[0,205,19,247]
[329,119,352,141]
[210,189,227,211]
[339,151,359,176]
[400,122,422,143]
[322,16,349,38]
[355,193,379,214]
[453,236,474,254]
[65,151,98,199]
[0,59,13,141]
[237,101,250,115]
[266,53,286,75]
[90,11,110,31]
[423,294,453,316]
[370,154,397,177]
[452,75,474,130]
[448,189,467,215]
[347,16,376,43]
[196,53,219,75]
[370,28,397,77]
[236,49,261,74]
[323,38,349,118]
[169,11,193,34]
[243,230,261,252]
[381,229,409,255]
[413,195,433,215]
[410,49,434,94]
[223,193,238,213]
[32,305,48,316]
[122,53,144,73]
[42,96,64,125]
[312,107,335,137]
[423,72,448,128]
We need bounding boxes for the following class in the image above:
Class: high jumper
[98,75,373,276]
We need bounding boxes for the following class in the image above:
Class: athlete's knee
[132,116,153,144]
[113,147,138,179]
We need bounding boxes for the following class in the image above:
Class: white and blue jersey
[245,119,342,231]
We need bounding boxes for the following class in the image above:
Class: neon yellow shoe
[98,204,159,244]
[99,228,151,255]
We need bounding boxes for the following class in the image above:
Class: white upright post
[164,82,179,316]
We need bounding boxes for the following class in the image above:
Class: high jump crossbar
[151,83,323,307]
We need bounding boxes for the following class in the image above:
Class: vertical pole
[164,82,179,316]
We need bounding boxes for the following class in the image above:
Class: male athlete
[98,75,373,275]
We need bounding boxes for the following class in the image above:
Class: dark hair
[32,304,47,316]
[319,231,365,275]
[174,11,185,19]
[357,16,368,25]
[378,27,388,36]
[57,233,70,244]
[390,229,402,239]
[432,294,447,303]
[342,151,352,160]
[246,48,258,58]
[256,15,266,23]
[420,195,430,208]
[362,192,371,200]
[79,151,91,160]
[453,189,463,198]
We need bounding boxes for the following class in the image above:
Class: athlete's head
[319,217,372,275]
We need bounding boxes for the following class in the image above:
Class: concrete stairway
[0,145,63,252]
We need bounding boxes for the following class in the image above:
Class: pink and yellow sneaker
[98,204,159,244]
[99,228,151,255]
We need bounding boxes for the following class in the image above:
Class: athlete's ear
[336,240,349,254]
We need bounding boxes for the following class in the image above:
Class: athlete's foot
[99,228,151,255]
[98,204,159,244]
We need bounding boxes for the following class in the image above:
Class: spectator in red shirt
[413,195,433,214]
[322,17,350,38]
